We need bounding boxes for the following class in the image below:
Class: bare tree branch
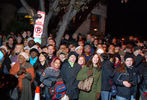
[41,0,60,46]
[20,0,36,22]
[39,0,45,11]
[55,0,76,47]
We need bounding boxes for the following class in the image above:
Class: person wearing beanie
[10,51,35,100]
[75,46,84,56]
[114,53,141,100]
[68,51,78,60]
[61,51,81,100]
[124,53,134,61]
[29,48,39,66]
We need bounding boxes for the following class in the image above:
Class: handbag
[9,87,19,100]
[49,81,66,100]
[78,76,94,92]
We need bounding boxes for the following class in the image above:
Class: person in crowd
[75,46,84,56]
[77,54,102,100]
[10,52,35,100]
[33,52,49,100]
[101,53,115,100]
[85,33,92,45]
[41,46,48,54]
[114,54,141,100]
[83,44,92,62]
[138,51,147,100]
[77,55,86,68]
[27,31,32,38]
[71,34,78,46]
[61,51,81,100]
[0,46,11,74]
[0,34,2,46]
[102,44,107,53]
[93,39,99,49]
[23,38,28,47]
[6,36,15,55]
[108,44,115,54]
[133,46,144,67]
[58,44,69,53]
[112,37,118,46]
[21,31,27,40]
[27,38,36,49]
[47,38,56,47]
[69,43,76,52]
[47,45,56,65]
[78,40,84,47]
[10,44,24,64]
[61,34,71,46]
[17,36,23,44]
[56,51,68,63]
[124,46,133,54]
[114,53,121,71]
[29,48,39,66]
[6,36,15,50]
[40,57,62,100]
[115,45,121,54]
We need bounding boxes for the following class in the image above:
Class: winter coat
[40,67,61,87]
[101,60,115,91]
[10,62,35,100]
[77,66,101,100]
[114,66,141,99]
[61,61,81,99]
[33,62,47,86]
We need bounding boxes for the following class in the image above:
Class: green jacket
[77,66,101,100]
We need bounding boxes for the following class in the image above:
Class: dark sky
[106,0,147,39]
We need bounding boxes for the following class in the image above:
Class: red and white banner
[33,11,45,38]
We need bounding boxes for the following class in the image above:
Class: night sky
[106,0,147,40]
[0,0,146,40]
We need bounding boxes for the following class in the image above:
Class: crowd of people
[0,31,146,100]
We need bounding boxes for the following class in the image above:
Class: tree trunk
[55,0,76,48]
[55,0,89,48]
[41,0,60,47]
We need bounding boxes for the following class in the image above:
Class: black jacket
[33,61,48,86]
[101,60,115,91]
[60,61,81,99]
[114,66,141,99]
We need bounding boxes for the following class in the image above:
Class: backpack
[49,81,66,100]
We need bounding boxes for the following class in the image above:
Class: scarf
[30,57,38,66]
[68,60,74,68]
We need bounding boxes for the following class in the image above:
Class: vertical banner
[33,11,45,39]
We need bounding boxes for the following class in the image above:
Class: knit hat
[29,48,39,55]
[96,49,104,54]
[68,51,78,59]
[19,52,29,61]
[75,46,82,51]
[134,46,141,52]
[124,53,134,61]
[27,37,34,42]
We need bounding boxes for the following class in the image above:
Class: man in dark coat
[101,53,115,100]
[61,52,81,100]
